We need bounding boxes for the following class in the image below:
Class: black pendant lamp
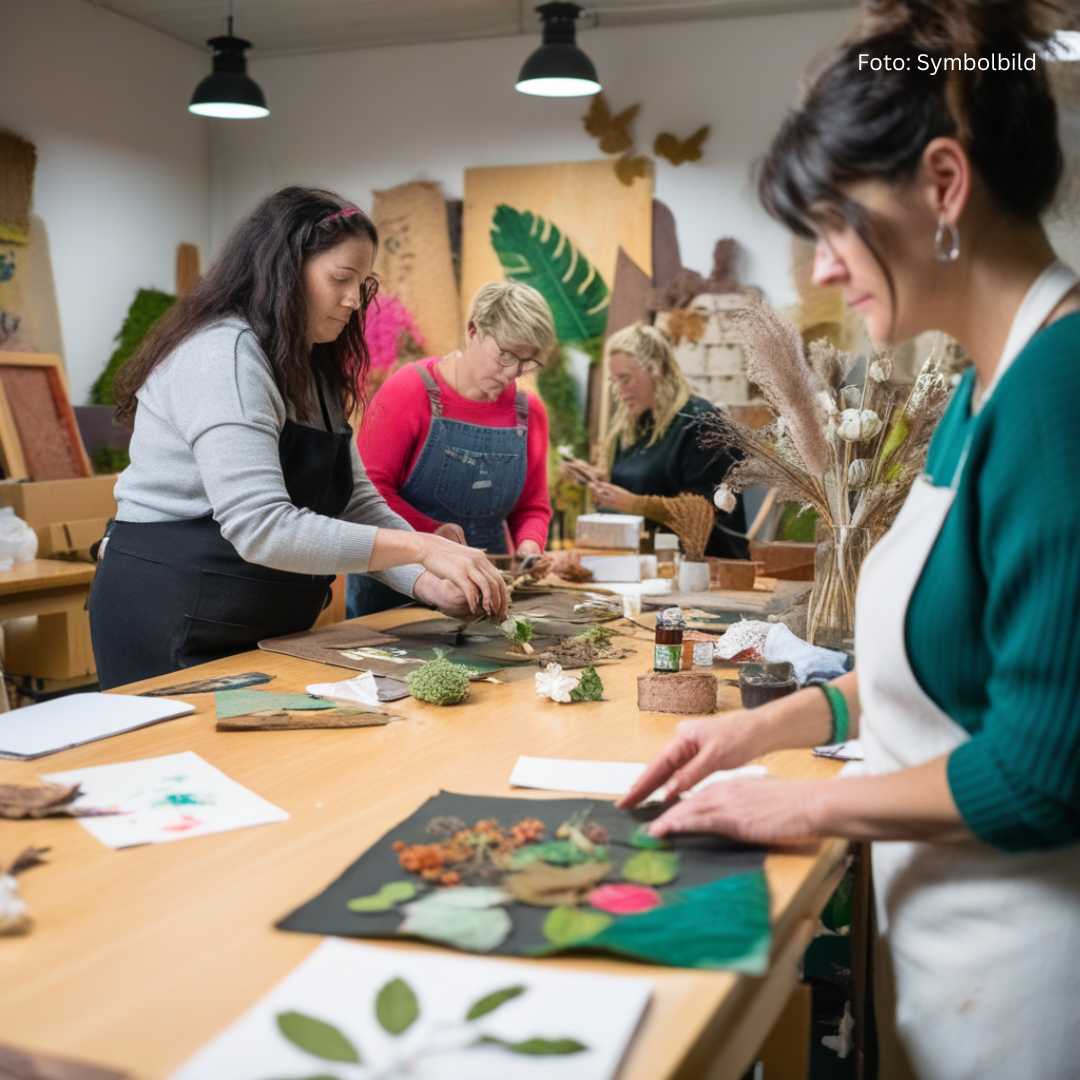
[516,2,601,98]
[189,15,269,119]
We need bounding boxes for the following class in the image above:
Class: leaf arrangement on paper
[278,793,771,973]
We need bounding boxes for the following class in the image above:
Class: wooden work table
[0,606,847,1079]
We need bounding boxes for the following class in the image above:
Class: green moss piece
[569,666,604,702]
[91,287,175,405]
[542,905,612,948]
[499,615,535,646]
[622,850,679,886]
[346,880,417,914]
[573,625,615,648]
[406,650,472,705]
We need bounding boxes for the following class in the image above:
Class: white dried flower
[535,662,578,704]
[841,385,862,409]
[837,409,883,443]
[713,483,737,513]
[869,355,892,382]
[816,390,839,417]
[847,458,871,489]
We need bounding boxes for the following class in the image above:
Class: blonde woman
[570,323,747,558]
[352,281,556,615]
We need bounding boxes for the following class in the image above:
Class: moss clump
[91,287,175,405]
[573,625,614,649]
[570,666,604,702]
[406,650,472,705]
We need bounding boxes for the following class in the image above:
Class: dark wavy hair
[757,0,1070,315]
[114,185,378,425]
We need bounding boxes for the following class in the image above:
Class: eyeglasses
[491,337,543,375]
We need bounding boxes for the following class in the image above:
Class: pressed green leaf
[346,880,417,913]
[622,850,679,886]
[375,977,419,1036]
[542,905,612,948]
[510,840,588,868]
[489,205,609,343]
[629,823,671,850]
[476,1034,588,1056]
[275,1011,361,1063]
[465,984,527,1021]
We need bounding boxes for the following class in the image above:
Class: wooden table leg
[758,982,813,1079]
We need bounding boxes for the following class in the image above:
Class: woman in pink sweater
[350,281,555,615]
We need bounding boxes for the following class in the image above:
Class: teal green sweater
[906,312,1080,853]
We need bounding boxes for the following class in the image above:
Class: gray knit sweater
[113,318,423,597]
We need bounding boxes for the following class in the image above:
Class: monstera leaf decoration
[490,205,609,344]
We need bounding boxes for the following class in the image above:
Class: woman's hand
[414,533,509,621]
[515,539,551,579]
[589,480,637,512]
[647,778,825,845]
[413,572,473,619]
[434,522,467,544]
[560,458,603,485]
[617,711,771,810]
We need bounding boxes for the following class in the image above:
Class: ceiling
[87,0,856,57]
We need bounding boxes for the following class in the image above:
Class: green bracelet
[812,681,850,745]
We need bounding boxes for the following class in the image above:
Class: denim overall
[347,363,529,616]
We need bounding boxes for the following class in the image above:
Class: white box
[574,513,643,550]
[578,553,642,582]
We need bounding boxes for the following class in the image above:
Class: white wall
[2,0,211,405]
[208,11,857,311]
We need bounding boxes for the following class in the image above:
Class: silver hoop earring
[934,218,960,263]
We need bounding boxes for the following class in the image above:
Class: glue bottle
[653,606,684,673]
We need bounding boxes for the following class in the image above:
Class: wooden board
[0,352,91,480]
[19,216,65,357]
[642,579,810,617]
[462,159,653,329]
[651,198,682,293]
[0,605,846,1080]
[372,181,461,357]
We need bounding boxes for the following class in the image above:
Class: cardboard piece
[258,622,397,666]
[19,216,65,357]
[651,199,682,294]
[372,181,461,357]
[217,709,391,732]
[0,473,116,530]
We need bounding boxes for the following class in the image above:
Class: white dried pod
[869,355,893,382]
[713,483,737,513]
[847,458,871,489]
[816,390,839,417]
[837,408,883,443]
[841,385,862,409]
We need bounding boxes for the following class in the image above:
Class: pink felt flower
[364,294,426,370]
[588,883,662,915]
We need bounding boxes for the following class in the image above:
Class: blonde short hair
[468,281,557,361]
[604,323,691,466]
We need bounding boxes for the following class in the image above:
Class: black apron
[89,379,353,690]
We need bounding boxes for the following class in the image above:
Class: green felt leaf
[476,1035,588,1056]
[511,840,589,868]
[622,850,679,885]
[275,1011,361,1063]
[346,881,417,914]
[375,977,419,1036]
[569,666,604,702]
[465,984,527,1021]
[489,205,609,343]
[629,824,671,850]
[584,871,772,973]
[215,690,336,720]
[399,902,512,953]
[542,905,612,948]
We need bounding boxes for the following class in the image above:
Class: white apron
[854,261,1080,1080]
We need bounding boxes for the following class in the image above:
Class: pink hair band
[323,205,363,224]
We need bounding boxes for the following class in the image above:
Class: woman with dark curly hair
[91,186,507,689]
[622,3,1080,1076]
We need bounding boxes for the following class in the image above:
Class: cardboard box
[0,476,116,553]
[578,552,642,583]
[3,610,96,681]
[38,517,110,558]
[574,513,643,551]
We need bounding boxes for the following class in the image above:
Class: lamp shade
[516,2,600,97]
[189,31,269,119]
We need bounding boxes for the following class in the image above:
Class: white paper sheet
[0,693,195,760]
[509,755,767,802]
[44,751,288,849]
[306,672,382,706]
[172,938,651,1080]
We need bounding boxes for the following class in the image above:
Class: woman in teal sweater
[621,3,1080,1077]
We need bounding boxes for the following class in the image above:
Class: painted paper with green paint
[215,690,336,720]
[622,850,679,886]
[578,871,772,973]
[347,881,417,914]
[275,1010,361,1063]
[542,905,612,948]
[375,977,418,1036]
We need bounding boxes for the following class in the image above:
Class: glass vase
[806,525,877,650]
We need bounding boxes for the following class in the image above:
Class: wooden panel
[462,159,653,328]
[0,558,95,596]
[372,181,461,357]
[0,605,845,1079]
